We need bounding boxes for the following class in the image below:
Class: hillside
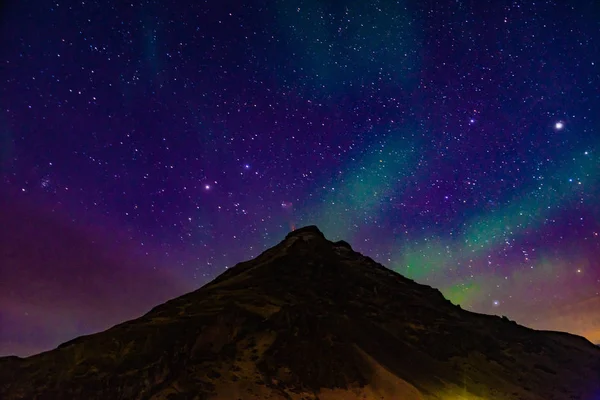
[1,225,599,399]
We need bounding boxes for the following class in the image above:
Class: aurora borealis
[1,0,599,356]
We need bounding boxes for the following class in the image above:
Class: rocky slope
[1,225,599,399]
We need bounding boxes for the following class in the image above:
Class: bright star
[554,121,564,130]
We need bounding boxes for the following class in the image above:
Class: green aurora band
[389,145,598,306]
[308,133,418,240]
[462,149,597,256]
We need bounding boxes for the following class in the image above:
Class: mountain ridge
[1,225,599,399]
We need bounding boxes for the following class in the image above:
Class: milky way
[1,1,599,356]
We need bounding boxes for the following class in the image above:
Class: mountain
[1,225,599,399]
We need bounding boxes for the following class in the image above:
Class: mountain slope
[1,225,599,399]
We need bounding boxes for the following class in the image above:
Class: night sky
[1,0,599,357]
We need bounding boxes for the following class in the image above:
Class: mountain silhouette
[1,225,599,399]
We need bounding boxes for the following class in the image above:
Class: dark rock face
[1,226,600,399]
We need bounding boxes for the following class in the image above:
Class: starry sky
[1,0,599,356]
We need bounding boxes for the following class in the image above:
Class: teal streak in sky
[306,132,418,241]
[274,0,419,96]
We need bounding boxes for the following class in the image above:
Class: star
[554,121,564,130]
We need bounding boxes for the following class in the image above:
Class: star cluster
[1,0,599,356]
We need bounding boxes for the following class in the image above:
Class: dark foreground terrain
[1,226,599,399]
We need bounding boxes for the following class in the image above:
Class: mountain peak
[1,229,600,399]
[285,224,326,240]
